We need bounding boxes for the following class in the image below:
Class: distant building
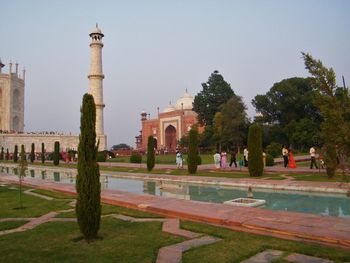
[0,60,25,132]
[0,25,107,154]
[135,90,203,153]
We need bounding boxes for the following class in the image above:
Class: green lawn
[0,184,349,262]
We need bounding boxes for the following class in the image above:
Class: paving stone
[285,253,334,263]
[241,249,284,263]
[162,218,201,238]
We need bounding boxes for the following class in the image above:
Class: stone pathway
[241,249,336,263]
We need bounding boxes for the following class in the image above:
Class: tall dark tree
[213,96,249,150]
[6,148,10,160]
[18,145,27,208]
[0,147,3,160]
[187,125,199,174]
[252,77,321,149]
[302,52,350,177]
[30,143,35,163]
[193,70,235,126]
[14,145,18,163]
[41,143,45,164]
[76,93,101,241]
[53,141,60,166]
[147,136,155,171]
[248,124,264,177]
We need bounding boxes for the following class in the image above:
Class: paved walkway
[1,173,350,249]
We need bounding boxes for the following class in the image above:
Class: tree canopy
[193,70,235,126]
[111,143,132,150]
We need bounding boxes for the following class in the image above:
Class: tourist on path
[282,146,289,168]
[310,146,318,169]
[243,147,248,167]
[229,148,237,168]
[262,152,266,167]
[221,151,227,169]
[175,150,183,168]
[213,152,221,169]
[288,149,297,168]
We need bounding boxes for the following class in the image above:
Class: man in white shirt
[310,146,318,169]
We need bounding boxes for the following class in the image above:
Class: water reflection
[1,165,349,218]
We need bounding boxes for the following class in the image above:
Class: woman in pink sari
[221,151,227,169]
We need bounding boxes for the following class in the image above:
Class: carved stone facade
[0,61,25,132]
[135,91,203,153]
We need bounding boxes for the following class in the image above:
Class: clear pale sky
[1,0,349,148]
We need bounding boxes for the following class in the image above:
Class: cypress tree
[41,143,45,164]
[188,125,199,174]
[30,143,35,163]
[76,93,101,240]
[0,147,3,160]
[147,136,155,171]
[14,145,18,163]
[18,145,27,208]
[6,148,9,160]
[53,141,60,166]
[248,124,264,177]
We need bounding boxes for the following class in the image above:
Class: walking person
[243,147,248,167]
[213,151,221,169]
[310,146,318,169]
[282,146,289,168]
[176,150,183,168]
[229,148,237,168]
[221,150,227,169]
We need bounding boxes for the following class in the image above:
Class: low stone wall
[0,134,79,153]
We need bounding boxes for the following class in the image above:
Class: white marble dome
[175,91,194,110]
[163,103,176,113]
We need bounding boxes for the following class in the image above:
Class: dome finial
[96,22,98,28]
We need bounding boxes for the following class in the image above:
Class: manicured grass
[181,221,350,263]
[0,220,28,231]
[0,219,184,263]
[0,186,72,218]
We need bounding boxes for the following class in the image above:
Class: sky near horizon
[1,0,349,148]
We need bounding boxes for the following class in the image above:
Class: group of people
[282,146,297,168]
[213,148,243,169]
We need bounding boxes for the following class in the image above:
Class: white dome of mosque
[175,90,194,110]
[163,102,176,113]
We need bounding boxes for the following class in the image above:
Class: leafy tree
[53,141,60,166]
[76,93,101,241]
[14,145,18,163]
[147,136,155,171]
[248,124,263,177]
[193,70,235,126]
[0,147,3,160]
[302,52,350,177]
[252,77,321,149]
[30,143,35,163]
[18,145,27,209]
[111,143,132,150]
[6,148,9,160]
[187,125,199,174]
[41,143,45,163]
[213,96,249,150]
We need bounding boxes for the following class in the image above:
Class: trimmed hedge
[248,124,263,177]
[130,151,142,163]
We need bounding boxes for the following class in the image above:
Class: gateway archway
[165,125,177,152]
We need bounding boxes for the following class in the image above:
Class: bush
[130,151,142,163]
[53,141,60,166]
[97,152,107,162]
[147,136,155,171]
[188,125,199,174]
[248,124,263,177]
[14,145,18,163]
[266,142,282,158]
[186,155,202,165]
[30,143,35,163]
[266,153,274,166]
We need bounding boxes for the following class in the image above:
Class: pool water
[1,165,349,218]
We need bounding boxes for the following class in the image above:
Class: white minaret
[88,24,107,150]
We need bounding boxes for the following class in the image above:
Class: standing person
[310,146,318,169]
[221,150,227,169]
[176,150,183,168]
[229,148,237,168]
[282,146,289,168]
[243,147,249,167]
[288,148,297,168]
[213,151,221,169]
[262,151,266,167]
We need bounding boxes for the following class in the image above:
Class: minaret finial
[185,88,188,93]
[96,22,98,28]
